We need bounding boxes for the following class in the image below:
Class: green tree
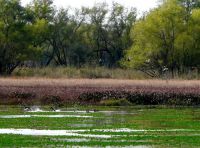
[86,3,109,66]
[122,0,188,76]
[182,8,200,68]
[44,8,89,66]
[178,0,200,8]
[0,0,38,74]
[26,0,55,65]
[30,0,54,20]
[85,3,136,67]
[177,0,200,21]
[107,3,136,66]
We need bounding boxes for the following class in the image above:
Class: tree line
[0,0,136,74]
[0,0,200,76]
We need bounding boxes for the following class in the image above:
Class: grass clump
[100,98,132,106]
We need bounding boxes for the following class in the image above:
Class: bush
[100,98,132,106]
[40,95,63,107]
[9,92,35,99]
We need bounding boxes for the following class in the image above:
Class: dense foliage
[0,0,199,76]
[0,0,136,74]
[123,0,200,76]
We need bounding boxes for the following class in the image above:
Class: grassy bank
[0,78,200,106]
[12,67,147,79]
[12,67,200,79]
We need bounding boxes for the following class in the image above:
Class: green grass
[1,106,200,147]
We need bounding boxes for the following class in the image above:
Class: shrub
[100,98,132,106]
[9,92,35,99]
[40,95,63,107]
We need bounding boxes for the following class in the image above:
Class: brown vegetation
[0,78,200,106]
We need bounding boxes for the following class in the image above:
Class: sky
[21,0,158,14]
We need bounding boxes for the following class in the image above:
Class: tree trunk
[0,63,3,75]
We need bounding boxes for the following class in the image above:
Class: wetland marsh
[0,106,200,147]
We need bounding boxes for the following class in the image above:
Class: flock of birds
[23,105,99,113]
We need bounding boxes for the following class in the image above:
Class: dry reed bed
[0,78,199,105]
[0,78,200,87]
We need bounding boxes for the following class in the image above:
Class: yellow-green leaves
[123,0,200,72]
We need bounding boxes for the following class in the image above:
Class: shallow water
[0,128,197,136]
[1,106,200,147]
[0,115,93,118]
[27,107,136,115]
[0,129,112,138]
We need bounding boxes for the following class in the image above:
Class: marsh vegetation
[0,78,199,106]
[1,106,200,147]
